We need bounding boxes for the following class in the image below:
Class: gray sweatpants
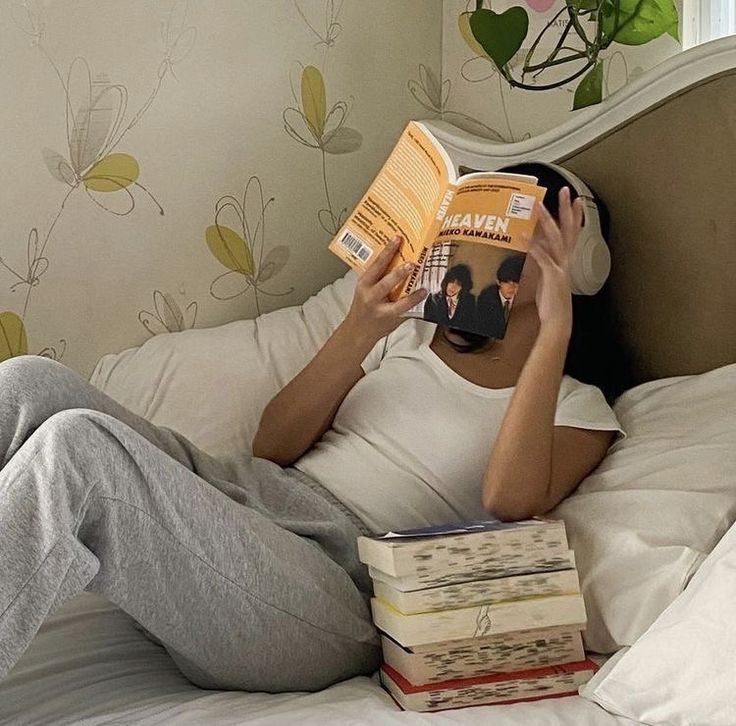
[0,355,380,692]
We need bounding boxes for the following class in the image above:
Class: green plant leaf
[205,224,254,276]
[469,7,529,71]
[667,16,680,40]
[458,11,491,60]
[602,0,679,45]
[0,311,27,362]
[566,0,599,9]
[301,65,326,140]
[573,61,604,110]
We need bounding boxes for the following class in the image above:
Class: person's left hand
[528,186,584,333]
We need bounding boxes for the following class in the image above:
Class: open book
[329,121,547,339]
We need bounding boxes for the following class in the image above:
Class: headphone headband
[534,162,611,296]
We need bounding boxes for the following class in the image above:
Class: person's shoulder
[557,375,613,412]
[559,374,597,396]
[555,375,624,437]
[478,284,498,300]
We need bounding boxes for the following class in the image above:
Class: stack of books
[357,518,598,712]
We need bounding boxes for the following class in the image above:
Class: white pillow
[579,518,736,726]
[551,363,736,653]
[89,272,358,461]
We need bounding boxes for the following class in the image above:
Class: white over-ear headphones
[535,162,611,296]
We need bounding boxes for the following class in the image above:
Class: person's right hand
[343,235,428,343]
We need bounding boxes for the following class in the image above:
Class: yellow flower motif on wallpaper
[205,176,293,316]
[0,229,66,362]
[41,57,164,217]
[1,0,195,363]
[139,290,198,336]
[283,63,362,235]
[0,311,27,362]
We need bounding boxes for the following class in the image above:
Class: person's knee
[1,353,63,378]
[37,408,118,450]
[0,355,72,404]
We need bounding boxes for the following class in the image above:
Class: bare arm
[482,187,613,520]
[252,236,427,466]
[251,319,373,466]
[481,322,614,520]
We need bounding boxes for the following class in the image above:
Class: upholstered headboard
[424,36,736,390]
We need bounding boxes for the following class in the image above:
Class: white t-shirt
[294,319,623,534]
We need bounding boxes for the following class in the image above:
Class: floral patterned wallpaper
[0,0,441,375]
[0,0,682,375]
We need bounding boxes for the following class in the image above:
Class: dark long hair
[441,264,473,295]
[448,162,623,402]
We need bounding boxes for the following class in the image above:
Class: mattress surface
[0,593,642,725]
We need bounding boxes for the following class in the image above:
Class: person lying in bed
[0,164,622,697]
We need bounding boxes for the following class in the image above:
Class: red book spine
[382,657,598,694]
[383,687,580,713]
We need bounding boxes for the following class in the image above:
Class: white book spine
[381,628,585,684]
[358,522,568,577]
[369,550,576,591]
[371,594,587,647]
[374,567,580,614]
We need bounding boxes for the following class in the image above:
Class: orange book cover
[329,121,547,339]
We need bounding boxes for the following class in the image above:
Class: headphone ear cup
[569,231,611,295]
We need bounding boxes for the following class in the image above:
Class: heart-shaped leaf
[573,61,604,110]
[0,311,27,362]
[206,224,254,276]
[458,11,490,60]
[469,7,529,71]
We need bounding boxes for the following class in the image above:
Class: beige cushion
[90,272,358,461]
[552,363,736,652]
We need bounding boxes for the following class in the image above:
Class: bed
[1,36,735,726]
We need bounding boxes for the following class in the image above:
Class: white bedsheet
[0,594,642,725]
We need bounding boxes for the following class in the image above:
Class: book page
[329,121,451,291]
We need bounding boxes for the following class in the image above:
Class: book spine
[381,665,595,712]
[402,245,428,296]
[371,594,587,647]
[369,550,575,591]
[393,526,569,577]
[377,567,580,614]
[381,628,585,684]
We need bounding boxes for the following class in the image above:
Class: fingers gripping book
[329,121,547,339]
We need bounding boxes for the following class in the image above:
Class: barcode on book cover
[339,230,373,262]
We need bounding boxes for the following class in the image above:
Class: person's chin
[442,327,467,346]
